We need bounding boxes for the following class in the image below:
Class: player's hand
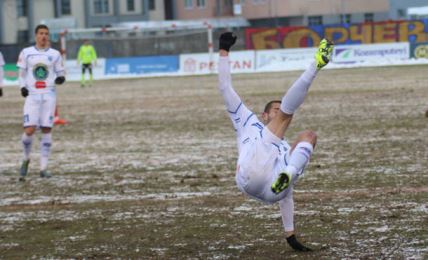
[21,87,29,98]
[286,235,313,252]
[219,32,237,52]
[55,76,66,85]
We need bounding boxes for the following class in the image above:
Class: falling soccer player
[77,39,97,87]
[217,32,333,251]
[18,24,66,181]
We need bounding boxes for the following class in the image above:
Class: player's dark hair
[264,100,281,113]
[35,24,49,34]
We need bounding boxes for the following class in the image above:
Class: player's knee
[298,130,317,147]
[24,127,36,136]
[41,127,52,134]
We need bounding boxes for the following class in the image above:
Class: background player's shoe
[40,170,52,178]
[19,159,30,182]
[271,172,292,194]
[315,39,334,69]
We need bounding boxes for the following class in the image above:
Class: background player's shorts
[82,63,92,73]
[23,93,56,128]
[236,127,292,204]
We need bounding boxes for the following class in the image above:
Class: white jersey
[229,103,294,201]
[228,102,291,173]
[17,46,64,95]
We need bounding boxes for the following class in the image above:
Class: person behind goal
[77,39,97,87]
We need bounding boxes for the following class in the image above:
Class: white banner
[332,42,409,63]
[179,51,255,75]
[256,47,317,72]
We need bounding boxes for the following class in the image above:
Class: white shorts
[23,93,56,128]
[236,127,293,204]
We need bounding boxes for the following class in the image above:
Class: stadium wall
[3,42,428,86]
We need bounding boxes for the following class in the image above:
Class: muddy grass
[0,65,427,259]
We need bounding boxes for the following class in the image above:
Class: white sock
[280,62,318,115]
[286,142,314,177]
[40,133,52,171]
[21,133,33,161]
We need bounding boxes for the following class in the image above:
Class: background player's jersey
[78,45,97,64]
[17,46,64,95]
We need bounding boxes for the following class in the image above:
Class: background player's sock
[286,142,314,177]
[21,133,33,161]
[40,133,52,171]
[280,62,318,115]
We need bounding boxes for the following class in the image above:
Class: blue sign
[105,55,179,75]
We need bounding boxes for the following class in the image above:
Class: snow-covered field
[1,65,427,258]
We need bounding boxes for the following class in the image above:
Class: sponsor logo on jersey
[35,81,46,89]
[33,63,49,80]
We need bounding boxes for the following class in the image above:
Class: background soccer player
[77,39,97,87]
[0,50,4,97]
[217,32,333,251]
[18,24,66,181]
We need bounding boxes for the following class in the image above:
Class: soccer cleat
[271,172,292,194]
[315,39,334,69]
[40,170,52,178]
[19,159,30,182]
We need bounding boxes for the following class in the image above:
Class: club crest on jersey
[33,63,49,80]
[48,56,53,62]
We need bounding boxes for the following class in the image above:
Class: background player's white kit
[18,47,64,127]
[18,25,66,181]
[217,32,333,251]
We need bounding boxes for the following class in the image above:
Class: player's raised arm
[217,32,242,113]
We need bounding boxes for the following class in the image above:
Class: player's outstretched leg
[39,132,52,178]
[19,132,33,181]
[269,40,332,194]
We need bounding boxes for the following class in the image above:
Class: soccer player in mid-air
[18,24,66,181]
[77,39,97,87]
[217,32,333,251]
